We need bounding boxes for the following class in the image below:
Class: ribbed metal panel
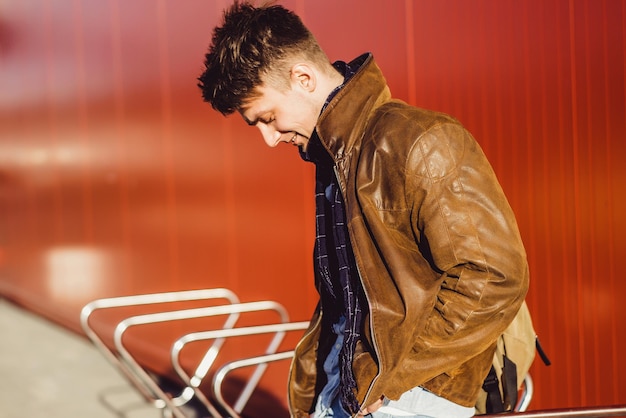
[0,0,623,412]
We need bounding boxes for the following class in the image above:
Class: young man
[198,2,529,417]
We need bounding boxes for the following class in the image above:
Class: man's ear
[290,63,316,92]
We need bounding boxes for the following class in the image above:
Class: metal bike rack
[113,300,292,417]
[171,321,310,417]
[80,288,308,418]
[80,288,240,414]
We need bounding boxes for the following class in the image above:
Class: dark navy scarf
[300,55,368,414]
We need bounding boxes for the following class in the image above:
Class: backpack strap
[536,336,552,366]
[502,354,519,411]
[482,365,504,413]
[483,343,520,413]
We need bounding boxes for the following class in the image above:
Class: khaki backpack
[475,301,550,414]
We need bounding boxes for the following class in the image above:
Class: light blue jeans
[314,317,350,418]
[313,318,474,418]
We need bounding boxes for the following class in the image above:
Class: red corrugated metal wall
[1,0,624,412]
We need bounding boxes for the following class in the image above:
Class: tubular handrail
[484,404,626,417]
[113,300,290,418]
[517,374,534,412]
[79,288,239,407]
[170,321,310,417]
[214,350,297,418]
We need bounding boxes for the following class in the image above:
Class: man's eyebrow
[240,111,257,126]
[243,113,272,126]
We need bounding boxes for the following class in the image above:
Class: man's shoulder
[368,100,463,142]
[375,101,459,128]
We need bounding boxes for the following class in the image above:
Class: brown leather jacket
[288,54,529,417]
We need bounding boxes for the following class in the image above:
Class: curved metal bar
[213,350,297,418]
[171,321,309,414]
[516,374,534,412]
[485,405,626,417]
[79,288,239,414]
[114,301,290,418]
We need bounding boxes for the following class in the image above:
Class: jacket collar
[316,53,392,161]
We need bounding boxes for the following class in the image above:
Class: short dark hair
[198,1,327,115]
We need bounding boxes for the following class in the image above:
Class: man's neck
[314,65,345,112]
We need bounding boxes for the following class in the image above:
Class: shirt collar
[299,57,363,164]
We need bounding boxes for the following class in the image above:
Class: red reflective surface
[1,0,625,411]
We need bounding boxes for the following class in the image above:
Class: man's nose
[258,124,281,147]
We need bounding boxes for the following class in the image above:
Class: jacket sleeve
[349,115,530,407]
[406,120,529,353]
